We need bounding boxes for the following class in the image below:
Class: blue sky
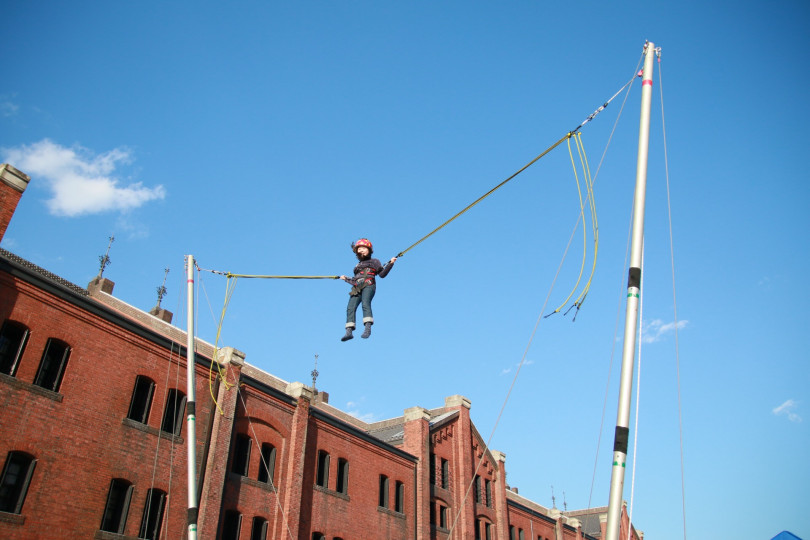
[2,2,809,538]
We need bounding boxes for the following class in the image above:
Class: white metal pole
[185,255,198,540]
[605,41,656,540]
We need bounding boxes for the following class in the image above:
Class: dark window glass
[100,478,133,533]
[476,519,482,540]
[222,510,242,540]
[474,475,481,503]
[510,525,517,540]
[258,444,276,484]
[485,522,491,540]
[335,458,348,494]
[232,434,251,476]
[394,480,404,513]
[429,453,436,485]
[316,450,329,488]
[311,534,325,540]
[138,488,166,540]
[485,479,492,507]
[33,338,70,392]
[519,529,525,540]
[439,504,447,529]
[127,375,155,424]
[378,475,389,508]
[160,389,186,436]
[0,451,36,514]
[250,517,267,540]
[441,458,449,489]
[0,320,28,377]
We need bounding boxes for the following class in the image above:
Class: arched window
[127,375,155,424]
[160,388,186,436]
[33,338,70,392]
[258,443,276,484]
[100,478,133,533]
[378,474,389,508]
[336,458,349,494]
[139,488,167,540]
[232,433,252,476]
[0,451,36,514]
[316,450,330,488]
[0,320,29,377]
[251,516,268,540]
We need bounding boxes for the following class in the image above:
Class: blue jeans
[345,285,375,328]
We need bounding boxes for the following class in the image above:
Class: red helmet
[352,238,373,254]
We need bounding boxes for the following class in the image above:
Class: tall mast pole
[185,255,199,540]
[605,41,656,540]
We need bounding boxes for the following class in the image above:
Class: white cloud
[345,399,377,423]
[1,139,165,217]
[641,318,688,344]
[1,100,19,117]
[773,399,802,423]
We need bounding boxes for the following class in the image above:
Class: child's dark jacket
[347,258,394,295]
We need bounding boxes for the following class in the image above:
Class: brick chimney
[0,164,30,242]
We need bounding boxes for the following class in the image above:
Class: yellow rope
[395,132,573,258]
[225,273,339,279]
[208,273,237,415]
[572,132,599,311]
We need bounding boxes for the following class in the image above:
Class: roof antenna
[311,354,319,397]
[155,267,169,309]
[551,485,557,509]
[563,491,568,513]
[97,235,114,278]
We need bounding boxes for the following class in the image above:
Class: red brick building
[0,163,642,540]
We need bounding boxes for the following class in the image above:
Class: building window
[160,388,186,436]
[222,510,242,540]
[100,478,133,533]
[138,488,166,540]
[127,375,155,424]
[0,451,36,514]
[429,453,436,485]
[336,458,349,494]
[232,434,251,476]
[394,480,404,513]
[441,458,449,489]
[250,517,267,540]
[438,503,448,529]
[0,320,28,377]
[258,443,276,485]
[312,534,325,540]
[474,475,482,503]
[485,479,492,507]
[33,338,70,392]
[485,522,491,540]
[316,450,330,488]
[378,474,389,508]
[476,518,482,540]
[519,528,525,540]
[509,525,516,540]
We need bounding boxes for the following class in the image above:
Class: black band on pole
[627,267,641,289]
[188,507,198,524]
[614,426,629,454]
[187,401,196,416]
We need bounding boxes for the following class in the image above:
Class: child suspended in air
[340,238,396,341]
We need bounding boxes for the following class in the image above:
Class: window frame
[127,375,156,424]
[0,320,29,377]
[378,474,389,508]
[100,478,133,534]
[258,443,276,485]
[335,457,349,494]
[250,516,268,540]
[394,480,404,513]
[0,451,36,514]
[232,433,252,477]
[33,338,70,392]
[160,388,186,436]
[315,450,330,488]
[222,509,242,540]
[138,488,167,540]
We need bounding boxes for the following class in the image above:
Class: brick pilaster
[0,164,30,242]
[198,347,244,540]
[403,406,431,540]
[279,382,313,540]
